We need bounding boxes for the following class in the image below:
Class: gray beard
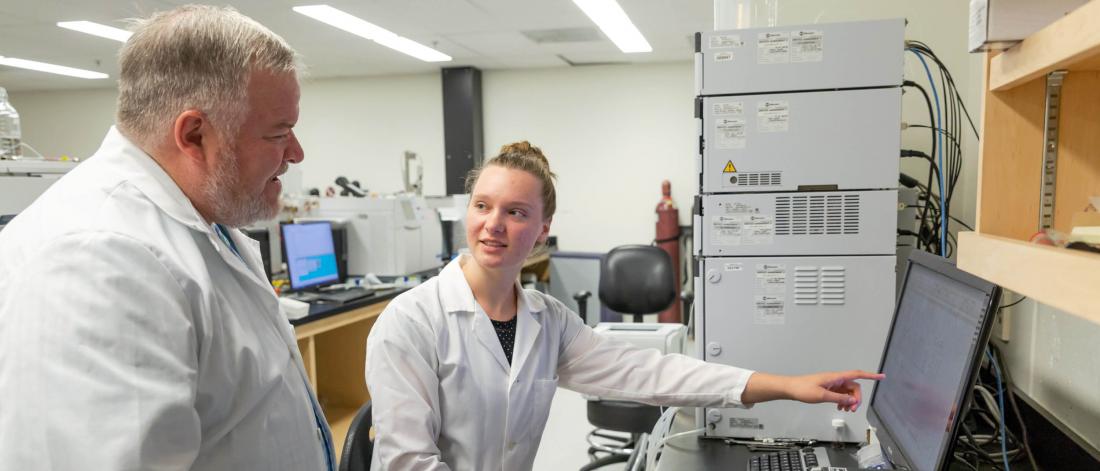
[202,146,278,228]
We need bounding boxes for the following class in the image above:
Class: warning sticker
[757,100,789,133]
[709,34,743,49]
[714,118,745,149]
[723,161,737,173]
[712,101,743,116]
[754,295,785,324]
[755,264,786,293]
[791,30,824,63]
[757,31,789,64]
[714,51,734,62]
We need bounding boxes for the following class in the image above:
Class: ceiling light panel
[571,0,652,53]
[57,21,132,42]
[0,56,109,79]
[292,5,451,63]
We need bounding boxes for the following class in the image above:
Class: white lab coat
[0,127,333,470]
[365,255,754,470]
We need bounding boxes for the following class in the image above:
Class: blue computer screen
[283,222,340,290]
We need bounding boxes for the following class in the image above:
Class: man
[0,6,332,470]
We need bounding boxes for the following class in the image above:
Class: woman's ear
[537,217,552,244]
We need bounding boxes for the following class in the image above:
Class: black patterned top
[490,317,518,364]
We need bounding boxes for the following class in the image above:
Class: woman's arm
[553,299,881,410]
[365,307,452,471]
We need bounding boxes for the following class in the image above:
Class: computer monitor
[243,227,272,281]
[281,221,341,291]
[868,250,1002,471]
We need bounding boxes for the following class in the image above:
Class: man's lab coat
[0,127,332,470]
[366,255,755,470]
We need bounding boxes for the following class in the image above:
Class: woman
[365,142,883,470]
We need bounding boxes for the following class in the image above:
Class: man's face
[204,69,303,227]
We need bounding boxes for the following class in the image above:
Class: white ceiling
[0,0,713,92]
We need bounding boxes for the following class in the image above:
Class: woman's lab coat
[0,127,332,470]
[366,255,755,470]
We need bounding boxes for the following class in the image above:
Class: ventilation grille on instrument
[793,266,846,305]
[774,194,860,236]
[733,171,782,187]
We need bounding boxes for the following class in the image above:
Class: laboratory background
[1,0,1099,470]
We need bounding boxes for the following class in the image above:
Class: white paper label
[714,118,746,149]
[712,101,744,116]
[712,215,743,246]
[757,31,789,64]
[710,34,743,49]
[711,214,773,246]
[714,51,734,62]
[754,295,785,324]
[741,215,775,245]
[757,100,789,133]
[755,264,787,293]
[724,262,743,272]
[791,30,824,62]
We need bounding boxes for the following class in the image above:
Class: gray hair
[116,5,299,148]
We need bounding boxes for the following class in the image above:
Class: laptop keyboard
[748,447,829,471]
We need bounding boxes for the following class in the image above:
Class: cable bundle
[900,41,980,257]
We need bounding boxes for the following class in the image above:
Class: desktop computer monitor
[867,250,1002,471]
[243,227,272,281]
[281,221,341,292]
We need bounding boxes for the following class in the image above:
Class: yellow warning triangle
[723,161,737,173]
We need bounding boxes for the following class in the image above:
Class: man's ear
[172,110,210,164]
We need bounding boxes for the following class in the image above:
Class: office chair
[339,401,374,471]
[581,245,676,471]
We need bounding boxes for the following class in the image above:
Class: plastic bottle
[0,87,22,159]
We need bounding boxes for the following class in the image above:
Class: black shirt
[490,316,518,364]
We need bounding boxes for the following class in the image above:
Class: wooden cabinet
[958,0,1100,325]
[295,301,389,456]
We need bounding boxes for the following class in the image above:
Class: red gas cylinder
[655,180,681,323]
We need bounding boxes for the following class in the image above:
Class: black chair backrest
[598,245,676,316]
[339,401,373,471]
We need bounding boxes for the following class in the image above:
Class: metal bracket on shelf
[1039,70,1068,230]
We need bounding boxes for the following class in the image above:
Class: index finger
[841,370,885,382]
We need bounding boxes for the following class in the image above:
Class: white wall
[484,63,696,252]
[10,62,695,253]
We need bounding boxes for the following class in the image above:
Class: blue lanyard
[212,223,242,260]
[305,382,336,471]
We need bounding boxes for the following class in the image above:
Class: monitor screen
[282,222,341,291]
[869,251,1000,471]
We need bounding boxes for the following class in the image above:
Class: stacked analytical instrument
[693,19,904,443]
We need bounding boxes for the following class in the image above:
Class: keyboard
[316,287,374,304]
[748,446,831,471]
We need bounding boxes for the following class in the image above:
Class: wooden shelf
[957,232,1100,324]
[990,0,1100,91]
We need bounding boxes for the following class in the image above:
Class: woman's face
[466,166,551,271]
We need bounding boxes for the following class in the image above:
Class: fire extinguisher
[655,180,681,323]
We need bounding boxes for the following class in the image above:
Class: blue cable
[987,348,1011,470]
[908,49,946,256]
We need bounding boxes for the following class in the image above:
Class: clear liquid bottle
[0,87,23,159]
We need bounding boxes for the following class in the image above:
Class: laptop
[748,250,1001,471]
